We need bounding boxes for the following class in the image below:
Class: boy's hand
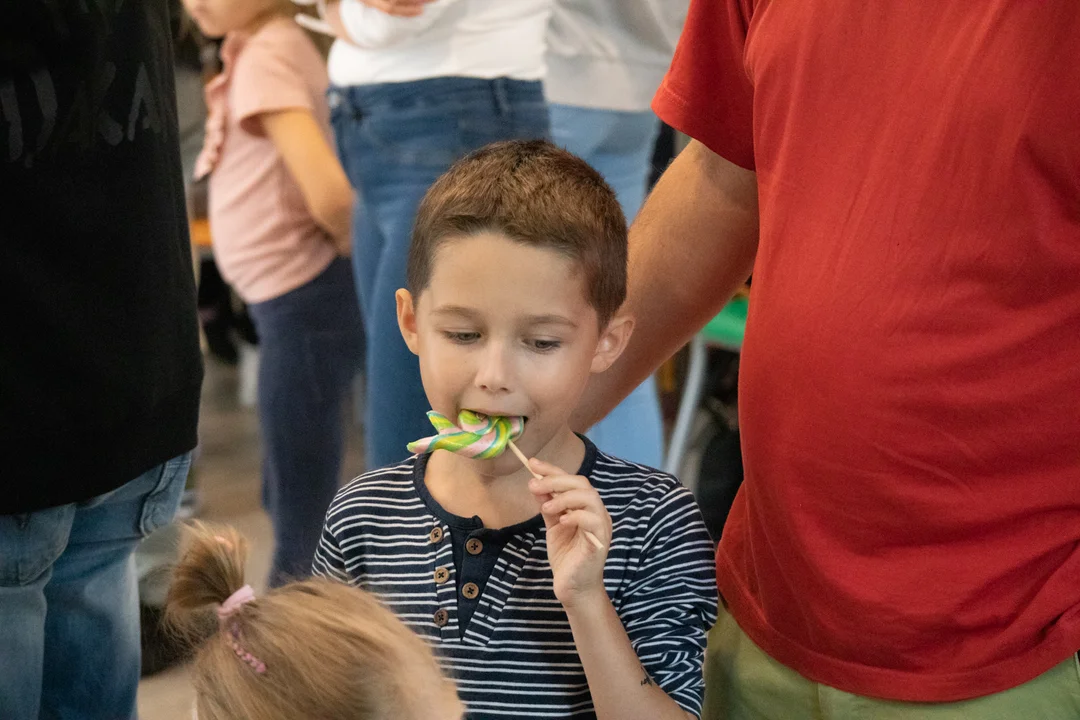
[528,459,611,608]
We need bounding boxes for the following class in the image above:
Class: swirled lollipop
[407,410,603,549]
[407,410,525,459]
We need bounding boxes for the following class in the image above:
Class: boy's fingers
[557,511,607,544]
[528,458,572,478]
[539,502,559,530]
[541,489,603,517]
[528,472,592,496]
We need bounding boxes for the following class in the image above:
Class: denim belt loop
[327,87,342,111]
[328,86,360,120]
[492,78,511,117]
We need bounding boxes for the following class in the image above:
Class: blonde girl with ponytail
[166,523,464,720]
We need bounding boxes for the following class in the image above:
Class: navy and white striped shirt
[314,439,718,719]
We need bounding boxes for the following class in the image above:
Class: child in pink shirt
[185,0,362,585]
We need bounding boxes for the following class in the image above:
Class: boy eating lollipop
[314,140,717,719]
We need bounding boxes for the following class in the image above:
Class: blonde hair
[166,523,459,720]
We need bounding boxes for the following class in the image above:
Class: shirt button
[462,582,480,600]
[429,527,444,544]
[433,609,449,628]
[466,538,483,555]
[434,567,450,584]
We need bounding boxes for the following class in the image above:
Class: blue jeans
[0,453,191,720]
[248,258,363,585]
[330,77,550,469]
[550,104,665,468]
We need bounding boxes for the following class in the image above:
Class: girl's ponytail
[162,523,463,720]
[165,522,249,643]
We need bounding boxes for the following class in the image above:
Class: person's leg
[337,82,452,470]
[350,198,382,325]
[357,168,441,469]
[329,87,381,331]
[328,92,372,427]
[702,603,823,720]
[351,78,550,470]
[562,107,661,217]
[826,653,1080,720]
[0,504,76,719]
[549,103,613,159]
[705,600,1080,720]
[349,204,373,428]
[36,454,190,720]
[587,376,665,467]
[550,104,666,467]
[250,259,363,585]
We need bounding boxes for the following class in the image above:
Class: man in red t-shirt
[576,1,1080,717]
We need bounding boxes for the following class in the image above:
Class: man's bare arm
[573,140,760,430]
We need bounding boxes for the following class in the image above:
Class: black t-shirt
[1,1,204,514]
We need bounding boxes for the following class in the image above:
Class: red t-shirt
[654,0,1080,703]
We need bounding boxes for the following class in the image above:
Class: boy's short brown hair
[408,140,627,326]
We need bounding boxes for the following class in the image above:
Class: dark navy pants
[248,258,363,585]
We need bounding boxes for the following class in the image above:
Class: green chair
[663,295,748,476]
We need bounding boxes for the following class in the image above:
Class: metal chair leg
[664,334,708,478]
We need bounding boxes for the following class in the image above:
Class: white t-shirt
[327,0,552,86]
[545,0,689,112]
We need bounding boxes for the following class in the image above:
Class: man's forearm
[566,591,695,720]
[573,141,759,430]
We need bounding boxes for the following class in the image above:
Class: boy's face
[397,232,631,474]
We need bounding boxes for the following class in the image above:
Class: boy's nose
[474,342,512,394]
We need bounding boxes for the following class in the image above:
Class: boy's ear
[590,313,634,374]
[396,289,420,355]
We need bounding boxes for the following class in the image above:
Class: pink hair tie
[217,585,256,621]
[217,585,266,674]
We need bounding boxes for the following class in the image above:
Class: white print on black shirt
[1,1,169,167]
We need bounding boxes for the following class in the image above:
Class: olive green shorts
[702,604,1080,720]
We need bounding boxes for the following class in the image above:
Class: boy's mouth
[464,409,528,424]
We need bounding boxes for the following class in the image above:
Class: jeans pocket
[510,100,552,141]
[138,453,192,536]
[457,99,551,154]
[360,107,462,168]
[0,504,76,585]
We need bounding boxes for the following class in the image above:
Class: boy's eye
[528,339,562,352]
[443,331,480,344]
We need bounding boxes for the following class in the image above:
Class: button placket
[428,523,457,637]
[459,530,540,646]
